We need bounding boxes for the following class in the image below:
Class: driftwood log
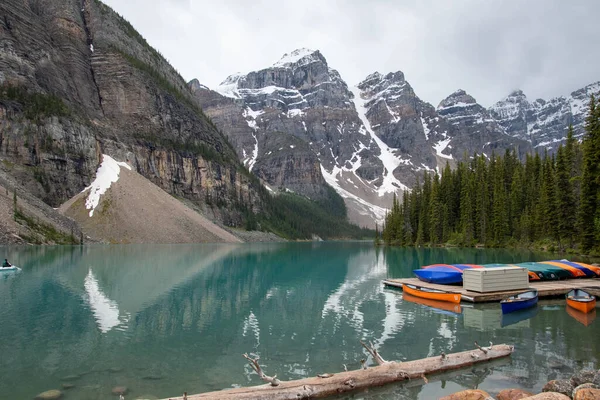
[163,344,514,400]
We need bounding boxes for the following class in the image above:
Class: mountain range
[0,0,598,243]
[189,48,599,227]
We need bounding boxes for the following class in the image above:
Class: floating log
[163,344,514,400]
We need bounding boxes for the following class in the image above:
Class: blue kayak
[413,264,481,284]
[501,290,538,314]
[414,264,462,284]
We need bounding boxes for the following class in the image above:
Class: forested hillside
[380,95,600,255]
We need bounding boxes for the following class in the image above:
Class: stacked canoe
[413,260,600,285]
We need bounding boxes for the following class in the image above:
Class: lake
[0,243,597,399]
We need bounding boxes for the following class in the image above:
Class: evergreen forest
[380,95,600,255]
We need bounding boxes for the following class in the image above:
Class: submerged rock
[439,389,494,400]
[547,357,573,372]
[572,371,598,387]
[543,379,575,397]
[112,386,129,395]
[34,390,63,400]
[573,384,600,399]
[497,388,534,400]
[60,383,75,390]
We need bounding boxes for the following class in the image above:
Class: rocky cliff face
[489,82,600,151]
[437,90,532,158]
[354,72,454,180]
[195,49,599,228]
[0,0,261,230]
[192,49,402,227]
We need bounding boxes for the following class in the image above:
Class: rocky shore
[441,369,600,400]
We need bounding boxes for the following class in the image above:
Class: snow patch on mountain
[84,155,131,217]
[273,48,319,68]
[215,73,245,98]
[349,85,409,195]
[433,138,453,159]
[320,165,388,221]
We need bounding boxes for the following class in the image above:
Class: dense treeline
[258,187,374,240]
[380,95,600,255]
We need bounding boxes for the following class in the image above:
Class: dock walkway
[383,278,600,303]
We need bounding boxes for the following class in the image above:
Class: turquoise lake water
[0,243,597,399]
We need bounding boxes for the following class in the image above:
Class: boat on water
[402,292,462,314]
[413,264,480,284]
[402,283,461,304]
[566,305,597,326]
[500,290,538,314]
[566,289,596,313]
[0,265,20,273]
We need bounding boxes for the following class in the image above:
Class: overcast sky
[102,0,599,107]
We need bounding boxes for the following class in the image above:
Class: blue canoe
[500,290,538,314]
[413,264,482,285]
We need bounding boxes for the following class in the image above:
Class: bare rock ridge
[437,89,532,159]
[192,49,597,227]
[0,0,268,243]
[489,81,600,151]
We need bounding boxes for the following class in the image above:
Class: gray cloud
[102,0,600,107]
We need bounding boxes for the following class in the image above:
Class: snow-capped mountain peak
[272,48,322,68]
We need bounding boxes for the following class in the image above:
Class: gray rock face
[489,82,600,152]
[193,49,401,227]
[356,71,453,184]
[191,46,599,228]
[0,0,260,229]
[438,90,532,158]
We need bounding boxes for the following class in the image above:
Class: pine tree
[555,145,575,247]
[579,94,599,252]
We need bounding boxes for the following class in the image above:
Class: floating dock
[383,278,600,303]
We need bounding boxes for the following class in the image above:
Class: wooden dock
[383,278,600,303]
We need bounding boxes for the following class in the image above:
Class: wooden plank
[163,345,514,400]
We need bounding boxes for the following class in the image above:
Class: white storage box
[463,267,529,293]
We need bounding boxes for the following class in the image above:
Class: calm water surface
[0,243,597,399]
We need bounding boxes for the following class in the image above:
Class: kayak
[566,289,596,313]
[515,262,570,280]
[0,265,20,272]
[413,264,480,285]
[500,289,538,314]
[550,260,600,277]
[540,261,588,278]
[402,283,461,304]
